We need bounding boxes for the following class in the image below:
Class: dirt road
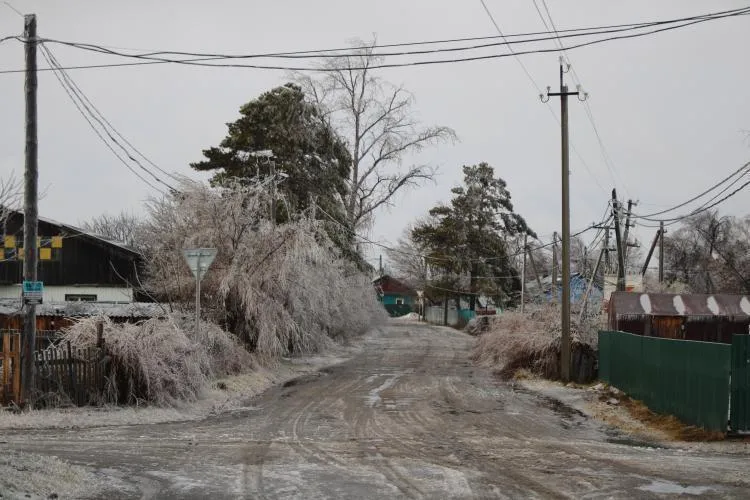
[3,322,749,498]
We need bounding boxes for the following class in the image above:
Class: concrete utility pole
[659,221,665,283]
[541,59,587,383]
[521,234,527,313]
[622,199,634,263]
[612,190,627,292]
[21,13,38,405]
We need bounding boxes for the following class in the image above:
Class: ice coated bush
[471,304,600,382]
[141,179,386,360]
[60,315,252,406]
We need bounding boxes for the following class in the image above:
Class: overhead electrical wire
[479,0,610,195]
[40,44,176,194]
[0,6,746,75]
[42,45,181,187]
[634,161,750,220]
[533,0,629,196]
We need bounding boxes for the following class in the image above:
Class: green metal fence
[598,330,731,432]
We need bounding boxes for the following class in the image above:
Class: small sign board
[182,248,217,280]
[22,280,44,305]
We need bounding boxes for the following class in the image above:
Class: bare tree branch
[294,38,457,232]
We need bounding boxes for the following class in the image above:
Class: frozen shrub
[59,315,252,406]
[471,304,600,382]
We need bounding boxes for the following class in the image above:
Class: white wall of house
[0,285,134,303]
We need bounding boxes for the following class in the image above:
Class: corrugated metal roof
[0,299,165,318]
[610,292,750,317]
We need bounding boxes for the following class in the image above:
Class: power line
[38,6,750,62]
[533,0,628,195]
[480,0,610,194]
[0,7,746,75]
[634,172,750,224]
[634,161,750,219]
[42,45,181,187]
[39,45,170,194]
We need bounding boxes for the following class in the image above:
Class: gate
[1,332,22,405]
[731,335,750,432]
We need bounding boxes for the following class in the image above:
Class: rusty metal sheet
[609,292,750,318]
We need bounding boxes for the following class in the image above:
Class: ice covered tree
[663,211,750,294]
[139,179,386,359]
[191,83,351,223]
[412,162,534,310]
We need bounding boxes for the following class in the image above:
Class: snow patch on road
[367,374,401,407]
[638,479,714,495]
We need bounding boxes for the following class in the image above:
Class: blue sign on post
[22,280,44,305]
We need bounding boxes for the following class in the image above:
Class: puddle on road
[638,479,714,496]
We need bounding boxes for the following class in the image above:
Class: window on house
[65,294,97,302]
[396,298,404,305]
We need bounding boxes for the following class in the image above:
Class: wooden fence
[0,330,106,407]
[1,332,21,406]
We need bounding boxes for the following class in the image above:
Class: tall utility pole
[541,59,587,383]
[612,190,626,292]
[21,14,38,405]
[521,234,527,313]
[659,221,665,283]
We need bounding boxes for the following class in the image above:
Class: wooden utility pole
[641,228,662,276]
[659,221,665,283]
[542,60,586,383]
[21,13,38,405]
[521,234,527,313]
[612,190,626,292]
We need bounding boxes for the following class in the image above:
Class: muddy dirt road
[3,322,750,498]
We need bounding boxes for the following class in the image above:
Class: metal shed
[608,291,750,343]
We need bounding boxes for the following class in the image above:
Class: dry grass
[471,305,598,382]
[619,396,726,442]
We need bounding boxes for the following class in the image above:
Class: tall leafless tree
[297,39,456,231]
[82,211,143,249]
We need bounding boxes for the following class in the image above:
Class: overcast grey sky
[1,1,748,268]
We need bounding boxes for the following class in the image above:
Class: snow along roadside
[0,338,367,431]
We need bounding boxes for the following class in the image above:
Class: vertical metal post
[195,253,201,335]
[560,83,571,383]
[22,14,38,405]
[521,234,527,313]
[659,221,665,283]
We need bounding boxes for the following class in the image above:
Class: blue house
[525,273,603,307]
[373,275,416,317]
